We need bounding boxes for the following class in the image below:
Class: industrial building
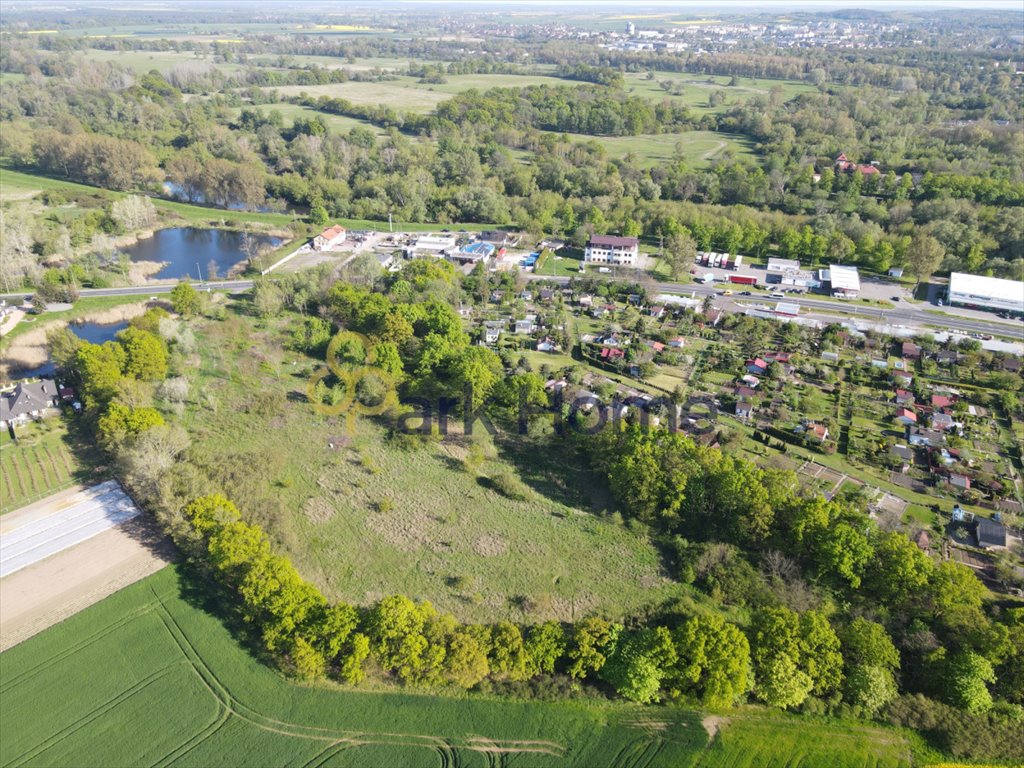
[822,264,861,297]
[947,272,1024,314]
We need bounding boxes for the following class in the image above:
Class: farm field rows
[0,566,707,768]
[0,565,922,768]
[0,421,100,515]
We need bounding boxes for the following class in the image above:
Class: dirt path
[0,515,174,651]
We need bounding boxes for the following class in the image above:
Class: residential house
[600,347,626,362]
[935,350,958,366]
[741,375,761,388]
[649,305,666,319]
[489,290,505,303]
[311,224,346,250]
[0,380,59,429]
[908,427,945,447]
[913,529,930,550]
[901,341,921,360]
[735,385,757,400]
[515,316,537,335]
[894,389,915,406]
[735,399,754,420]
[544,379,568,394]
[536,336,560,353]
[1000,357,1021,373]
[482,321,505,345]
[797,421,829,442]
[668,336,686,348]
[538,289,555,302]
[577,294,594,307]
[895,408,918,426]
[835,153,881,176]
[518,290,533,302]
[892,370,914,386]
[891,444,914,473]
[643,340,665,354]
[746,358,769,375]
[931,412,956,432]
[583,235,640,266]
[948,473,971,491]
[975,517,1007,549]
[931,394,955,410]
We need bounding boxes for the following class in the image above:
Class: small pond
[119,228,284,280]
[13,321,129,380]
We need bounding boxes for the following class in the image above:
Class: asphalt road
[522,273,1023,339]
[3,276,1020,340]
[0,280,254,302]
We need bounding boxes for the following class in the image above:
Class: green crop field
[0,566,707,768]
[181,308,697,624]
[0,565,924,768]
[0,419,103,514]
[551,130,756,168]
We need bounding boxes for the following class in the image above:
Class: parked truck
[728,274,758,286]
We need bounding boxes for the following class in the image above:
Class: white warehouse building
[947,272,1024,314]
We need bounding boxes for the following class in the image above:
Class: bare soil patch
[0,514,174,651]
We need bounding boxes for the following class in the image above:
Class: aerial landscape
[0,1,1023,766]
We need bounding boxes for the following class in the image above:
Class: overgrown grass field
[182,308,694,624]
[554,130,756,168]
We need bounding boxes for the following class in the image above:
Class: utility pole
[388,212,393,233]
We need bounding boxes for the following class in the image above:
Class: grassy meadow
[0,565,928,768]
[556,130,756,168]
[181,306,696,624]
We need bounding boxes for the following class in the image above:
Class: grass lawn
[553,130,756,169]
[230,103,386,136]
[0,417,105,514]
[693,709,920,768]
[262,77,452,112]
[0,565,930,768]
[262,73,580,113]
[622,71,817,116]
[182,307,694,624]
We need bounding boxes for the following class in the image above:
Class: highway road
[3,275,1020,340]
[522,273,1023,340]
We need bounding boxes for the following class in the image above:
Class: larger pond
[14,320,129,380]
[120,228,284,280]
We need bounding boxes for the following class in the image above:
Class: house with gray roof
[0,380,59,430]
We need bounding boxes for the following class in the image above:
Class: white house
[584,235,639,266]
[312,225,346,251]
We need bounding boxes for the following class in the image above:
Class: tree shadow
[493,434,612,514]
